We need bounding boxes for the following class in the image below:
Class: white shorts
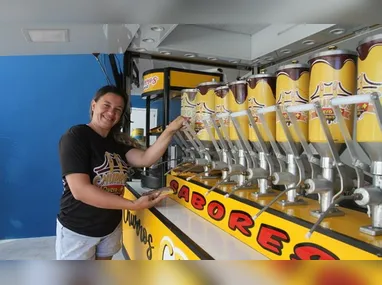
[55,219,122,260]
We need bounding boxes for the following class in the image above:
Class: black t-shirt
[57,124,133,237]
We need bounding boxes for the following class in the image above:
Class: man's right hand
[132,191,167,210]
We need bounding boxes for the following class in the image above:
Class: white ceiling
[194,24,270,35]
[1,0,382,74]
[0,0,377,24]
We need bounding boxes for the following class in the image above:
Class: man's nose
[107,109,117,117]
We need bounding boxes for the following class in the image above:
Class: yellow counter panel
[122,181,268,260]
[166,174,382,260]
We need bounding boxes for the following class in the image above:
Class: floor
[0,237,124,260]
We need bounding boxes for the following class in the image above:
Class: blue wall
[0,54,111,239]
[0,54,180,239]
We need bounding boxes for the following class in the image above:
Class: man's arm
[125,127,176,167]
[66,173,164,210]
[125,116,185,167]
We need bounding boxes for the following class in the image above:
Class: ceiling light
[252,58,260,63]
[160,51,171,55]
[151,26,164,32]
[329,28,345,35]
[23,29,69,43]
[142,38,155,43]
[263,56,274,61]
[135,48,146,52]
[207,57,217,61]
[184,53,195,57]
[281,49,292,54]
[302,39,315,45]
[229,60,238,63]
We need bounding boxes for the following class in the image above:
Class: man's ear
[91,100,96,112]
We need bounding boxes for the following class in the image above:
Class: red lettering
[191,192,206,210]
[290,243,339,260]
[169,180,179,193]
[228,210,254,237]
[256,224,290,256]
[178,185,190,202]
[207,201,225,221]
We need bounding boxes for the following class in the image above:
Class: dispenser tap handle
[164,161,191,176]
[152,158,182,167]
[205,175,232,196]
[252,186,299,221]
[230,113,258,168]
[176,164,200,176]
[305,193,363,239]
[256,106,287,172]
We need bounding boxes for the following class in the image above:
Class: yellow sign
[167,175,382,260]
[122,186,212,260]
[142,71,164,94]
[141,68,222,97]
[170,70,221,89]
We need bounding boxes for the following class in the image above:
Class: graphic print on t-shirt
[92,152,129,196]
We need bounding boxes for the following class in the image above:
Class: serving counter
[165,174,382,260]
[121,181,268,260]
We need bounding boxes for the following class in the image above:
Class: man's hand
[132,191,167,210]
[166,116,186,133]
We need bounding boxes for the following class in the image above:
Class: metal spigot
[251,106,291,198]
[179,121,221,180]
[306,193,364,239]
[251,160,304,211]
[286,106,321,179]
[330,93,382,236]
[271,171,297,185]
[224,167,270,198]
[354,186,382,236]
[288,101,351,217]
[186,161,229,181]
[173,131,200,161]
[163,131,199,176]
[225,113,257,187]
[304,176,345,218]
[185,165,212,181]
[176,158,210,176]
[205,164,247,196]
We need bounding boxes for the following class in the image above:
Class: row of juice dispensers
[168,33,382,238]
